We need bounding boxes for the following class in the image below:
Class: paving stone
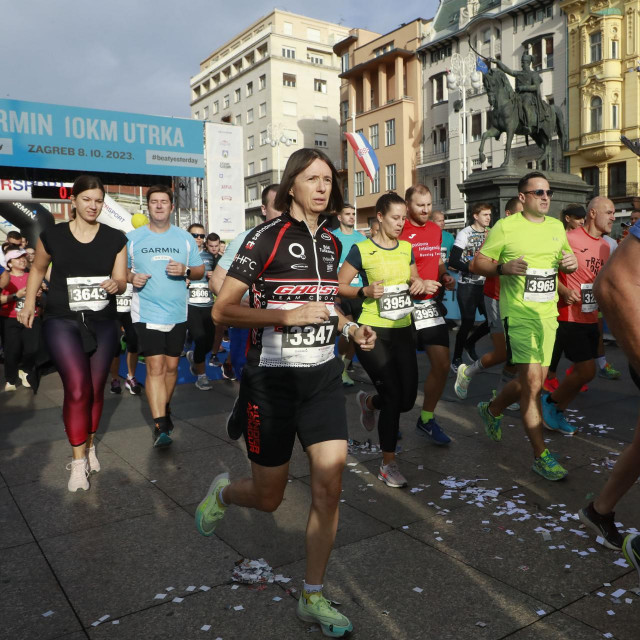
[505,610,615,639]
[0,486,34,549]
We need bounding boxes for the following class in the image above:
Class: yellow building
[561,0,640,212]
[334,20,430,227]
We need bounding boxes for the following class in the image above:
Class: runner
[399,185,454,444]
[186,224,218,391]
[448,203,492,372]
[540,197,614,434]
[577,214,640,556]
[195,149,375,638]
[109,283,142,395]
[17,175,127,491]
[339,192,433,486]
[431,210,454,266]
[455,197,523,404]
[126,185,204,448]
[332,202,367,387]
[472,171,578,481]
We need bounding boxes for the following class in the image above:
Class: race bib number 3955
[67,276,109,312]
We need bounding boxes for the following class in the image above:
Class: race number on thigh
[188,282,212,304]
[67,276,109,312]
[581,283,597,313]
[523,268,556,303]
[281,316,338,364]
[412,299,444,329]
[378,284,412,320]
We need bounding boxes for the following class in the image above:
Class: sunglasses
[523,189,554,198]
[191,233,206,239]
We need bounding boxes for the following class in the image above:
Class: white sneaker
[18,370,31,388]
[66,458,90,492]
[195,374,212,390]
[87,446,101,474]
[186,350,197,376]
[4,381,17,392]
[378,461,408,488]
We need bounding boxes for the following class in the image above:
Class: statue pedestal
[458,168,593,221]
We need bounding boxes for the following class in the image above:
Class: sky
[2,0,440,119]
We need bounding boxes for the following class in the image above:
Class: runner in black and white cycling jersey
[194,149,375,638]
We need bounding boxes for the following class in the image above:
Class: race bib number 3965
[523,268,556,303]
[67,276,109,312]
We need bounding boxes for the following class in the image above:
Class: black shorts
[456,283,486,320]
[338,296,363,322]
[415,322,449,350]
[555,321,599,364]
[116,312,139,353]
[237,357,347,467]
[134,321,187,358]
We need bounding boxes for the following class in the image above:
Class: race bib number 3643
[67,276,109,312]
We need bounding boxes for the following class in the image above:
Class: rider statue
[486,51,550,136]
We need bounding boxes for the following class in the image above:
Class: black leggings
[187,305,215,364]
[3,316,41,384]
[355,325,418,453]
[453,283,489,360]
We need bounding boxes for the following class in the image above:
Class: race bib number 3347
[67,276,109,312]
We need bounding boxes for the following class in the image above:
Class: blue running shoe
[416,417,451,445]
[541,392,559,431]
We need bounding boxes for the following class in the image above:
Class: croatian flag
[344,132,380,182]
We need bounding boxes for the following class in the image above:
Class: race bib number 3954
[523,268,556,303]
[378,284,413,320]
[67,276,109,312]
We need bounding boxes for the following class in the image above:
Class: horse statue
[478,58,567,170]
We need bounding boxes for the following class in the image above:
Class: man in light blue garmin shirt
[127,185,204,448]
[332,203,367,386]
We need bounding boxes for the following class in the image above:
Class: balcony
[579,129,623,162]
[432,198,449,211]
[416,147,449,165]
[585,183,640,199]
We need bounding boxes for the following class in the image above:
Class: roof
[433,0,501,33]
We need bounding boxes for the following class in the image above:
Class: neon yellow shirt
[480,213,572,319]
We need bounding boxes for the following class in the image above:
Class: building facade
[561,0,640,219]
[334,20,430,227]
[417,0,566,228]
[190,10,350,227]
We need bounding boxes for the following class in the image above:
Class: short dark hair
[188,223,205,232]
[518,171,547,194]
[206,232,220,243]
[274,148,343,214]
[472,202,492,217]
[261,184,279,206]
[561,203,587,228]
[146,184,173,205]
[6,230,22,241]
[404,184,431,203]
[2,242,11,254]
[376,192,406,216]
[505,197,521,214]
[340,203,355,211]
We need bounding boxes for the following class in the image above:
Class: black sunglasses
[191,233,206,239]
[523,189,554,198]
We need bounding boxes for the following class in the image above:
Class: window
[545,4,552,18]
[314,133,328,148]
[213,100,219,114]
[259,102,267,118]
[546,37,554,68]
[612,104,620,129]
[369,124,379,149]
[612,40,619,59]
[341,53,350,73]
[223,95,230,109]
[590,96,602,132]
[385,119,396,146]
[260,130,267,145]
[371,171,380,194]
[247,162,255,176]
[234,88,241,103]
[590,32,602,62]
[340,101,349,123]
[374,43,393,57]
[314,79,327,93]
[582,166,599,193]
[386,164,397,191]
[285,129,297,144]
[355,172,364,197]
[260,158,268,172]
[471,113,482,141]
[482,28,491,43]
[283,21,293,35]
[203,106,209,119]
[282,46,296,59]
[283,73,296,87]
[307,27,321,42]
[247,184,258,201]
[536,8,544,21]
[433,74,446,103]
[309,54,324,65]
[246,108,254,124]
[246,81,253,97]
[259,74,266,90]
[283,101,297,116]
[194,111,199,120]
[531,40,543,70]
[234,114,241,125]
[247,135,254,150]
[526,12,534,26]
[608,162,627,198]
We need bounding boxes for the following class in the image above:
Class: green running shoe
[195,472,230,536]
[478,401,502,442]
[454,363,472,399]
[598,362,621,380]
[532,449,568,481]
[297,591,353,638]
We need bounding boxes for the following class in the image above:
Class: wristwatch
[185,267,191,278]
[496,263,503,276]
[357,287,365,299]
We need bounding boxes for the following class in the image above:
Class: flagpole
[351,111,357,217]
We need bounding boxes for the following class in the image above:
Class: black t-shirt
[40,223,127,319]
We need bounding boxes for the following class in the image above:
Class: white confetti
[536,609,546,616]
[606,610,615,616]
[166,586,175,591]
[613,558,629,568]
[413,587,424,593]
[611,588,626,598]
[201,625,211,631]
[200,586,211,591]
[154,593,168,600]
[233,605,244,611]
[186,586,196,592]
[273,596,282,602]
[112,620,120,624]
[172,597,184,603]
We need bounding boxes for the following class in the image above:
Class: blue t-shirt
[127,225,203,323]
[218,229,252,271]
[441,230,455,265]
[332,227,367,287]
[630,219,640,241]
[188,249,218,307]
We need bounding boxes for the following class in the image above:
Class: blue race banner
[0,99,205,177]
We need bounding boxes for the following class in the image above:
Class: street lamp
[447,52,483,181]
[264,123,291,182]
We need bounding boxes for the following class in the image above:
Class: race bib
[281,316,338,364]
[581,283,597,313]
[67,276,109,312]
[523,268,556,302]
[378,284,413,320]
[412,299,445,330]
[440,246,447,262]
[147,323,175,332]
[189,282,212,304]
[116,283,133,313]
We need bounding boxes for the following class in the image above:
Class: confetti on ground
[611,588,627,598]
[166,586,175,591]
[154,593,167,600]
[233,605,244,611]
[201,625,211,631]
[613,558,629,568]
[536,609,546,616]
[200,586,211,591]
[41,611,54,618]
[172,597,184,603]
[112,620,119,625]
[186,586,196,592]
[347,439,380,455]
[273,597,282,602]
[232,558,282,585]
[413,587,423,593]
[475,622,487,628]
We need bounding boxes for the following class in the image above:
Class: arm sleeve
[187,236,204,266]
[227,225,275,286]
[448,245,469,273]
[478,222,505,262]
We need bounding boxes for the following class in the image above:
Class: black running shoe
[153,418,172,448]
[222,361,236,380]
[578,501,624,550]
[226,397,243,440]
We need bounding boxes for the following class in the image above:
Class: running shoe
[18,370,31,388]
[226,396,243,440]
[450,357,462,374]
[378,460,408,488]
[222,361,236,380]
[153,420,172,448]
[478,401,502,442]
[195,374,212,391]
[543,376,559,393]
[109,379,121,394]
[186,350,197,376]
[532,449,568,481]
[297,591,353,638]
[4,381,17,392]
[341,370,355,387]
[464,342,479,362]
[209,353,223,367]
[356,391,377,432]
[454,363,472,399]
[125,376,142,395]
[599,362,621,380]
[195,472,230,536]
[579,501,623,550]
[541,393,577,435]
[66,458,90,492]
[622,534,640,582]
[87,445,100,474]
[416,417,451,444]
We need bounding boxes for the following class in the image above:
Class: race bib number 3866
[67,276,109,312]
